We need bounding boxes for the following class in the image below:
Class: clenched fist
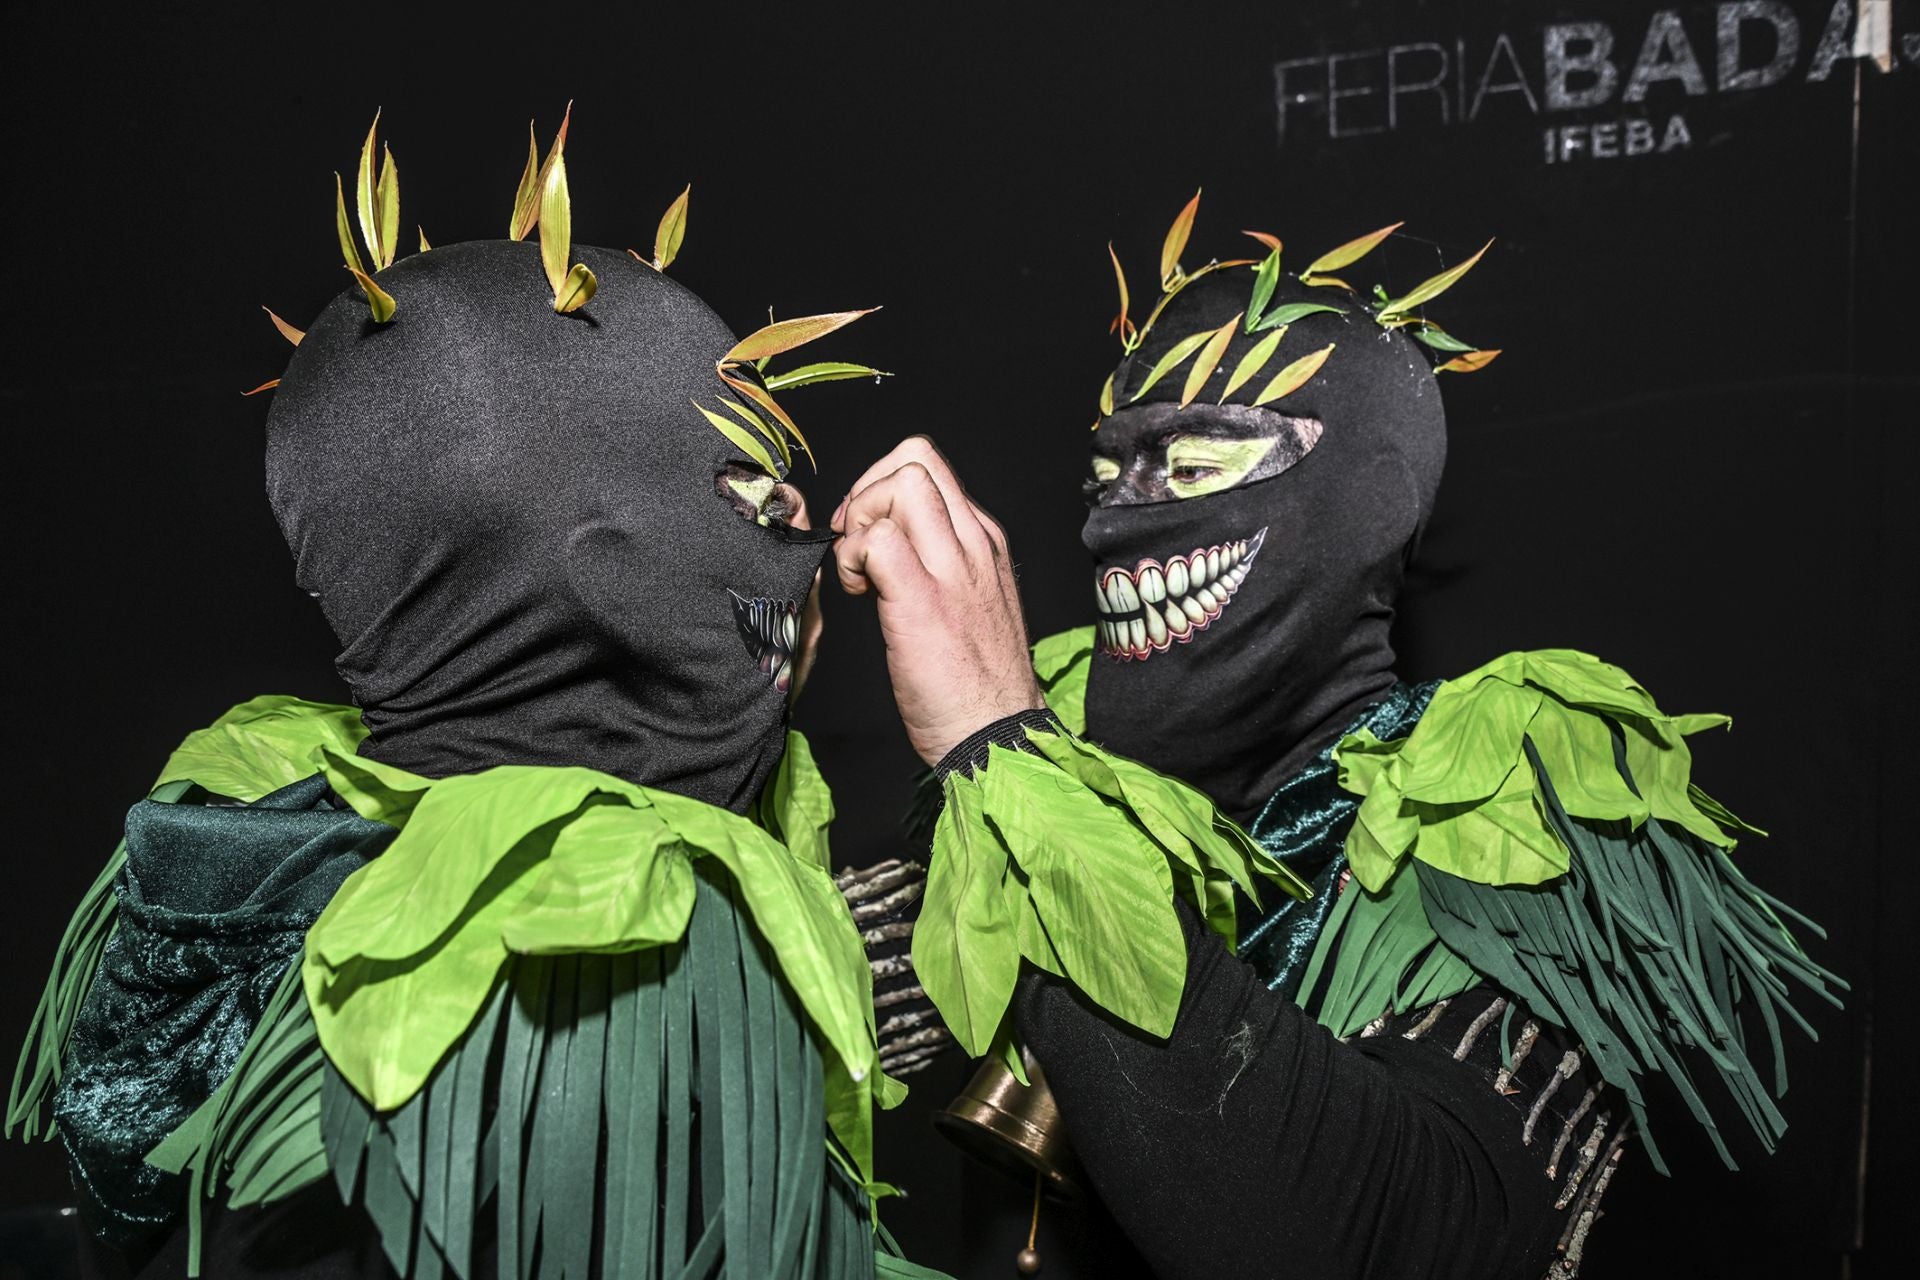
[831,437,1046,765]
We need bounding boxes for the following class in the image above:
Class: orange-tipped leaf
[1160,189,1201,286]
[1157,190,1202,287]
[346,265,397,323]
[720,369,818,471]
[263,308,304,346]
[722,310,877,365]
[1304,222,1402,278]
[1436,349,1502,373]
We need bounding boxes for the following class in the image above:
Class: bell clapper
[1015,1169,1043,1275]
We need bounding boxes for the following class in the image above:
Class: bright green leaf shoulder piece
[918,722,1307,1060]
[153,695,368,803]
[1314,650,1843,1173]
[134,700,889,1184]
[1332,649,1756,893]
[1032,627,1094,735]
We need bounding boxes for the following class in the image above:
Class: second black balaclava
[265,241,829,813]
[1082,273,1447,820]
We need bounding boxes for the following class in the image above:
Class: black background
[1,2,1912,1276]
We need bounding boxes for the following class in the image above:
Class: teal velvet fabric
[1236,682,1435,1001]
[53,774,393,1244]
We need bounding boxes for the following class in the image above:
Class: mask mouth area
[729,591,800,692]
[1094,527,1266,660]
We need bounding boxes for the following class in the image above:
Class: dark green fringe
[7,780,194,1142]
[1297,862,1485,1037]
[314,864,880,1280]
[1414,738,1845,1174]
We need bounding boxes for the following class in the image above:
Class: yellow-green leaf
[242,378,280,397]
[333,173,366,276]
[1242,230,1283,256]
[720,369,816,471]
[694,400,779,475]
[653,184,690,271]
[1130,328,1214,402]
[1304,221,1402,277]
[355,111,382,271]
[417,226,431,252]
[1436,348,1501,373]
[539,152,572,298]
[718,393,791,466]
[1379,239,1493,319]
[722,310,877,365]
[1219,328,1283,402]
[346,265,397,324]
[1107,242,1134,344]
[375,145,400,269]
[554,261,596,314]
[263,307,304,346]
[1251,343,1334,406]
[509,121,540,240]
[1159,189,1201,287]
[1180,312,1243,408]
[763,362,891,391]
[1246,250,1282,331]
[515,103,572,242]
[1098,371,1115,417]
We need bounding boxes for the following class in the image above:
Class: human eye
[716,464,800,528]
[1082,454,1121,504]
[1165,435,1277,500]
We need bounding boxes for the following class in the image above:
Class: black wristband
[931,707,1064,784]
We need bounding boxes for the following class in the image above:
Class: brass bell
[934,1042,1085,1201]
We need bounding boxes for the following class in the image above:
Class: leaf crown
[252,106,887,474]
[1095,190,1500,425]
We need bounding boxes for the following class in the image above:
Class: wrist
[930,707,1063,782]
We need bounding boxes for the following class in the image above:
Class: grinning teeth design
[729,590,799,693]
[1093,527,1266,661]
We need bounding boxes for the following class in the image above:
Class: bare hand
[832,436,1046,766]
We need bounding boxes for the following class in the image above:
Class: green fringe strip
[1297,863,1485,1037]
[7,779,194,1142]
[1413,740,1844,1174]
[162,865,892,1280]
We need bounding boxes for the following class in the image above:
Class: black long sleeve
[1014,896,1609,1280]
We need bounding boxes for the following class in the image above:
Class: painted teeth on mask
[1092,526,1269,660]
[730,591,801,688]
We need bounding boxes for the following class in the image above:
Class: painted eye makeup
[1165,435,1279,499]
[716,465,800,529]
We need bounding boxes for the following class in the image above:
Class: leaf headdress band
[252,106,887,473]
[1096,190,1501,425]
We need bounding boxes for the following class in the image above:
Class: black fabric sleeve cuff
[931,707,1064,784]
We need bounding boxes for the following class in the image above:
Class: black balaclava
[266,240,829,813]
[1082,272,1446,821]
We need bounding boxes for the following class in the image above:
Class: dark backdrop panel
[2,2,1910,1276]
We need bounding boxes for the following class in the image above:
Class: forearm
[1013,899,1566,1280]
